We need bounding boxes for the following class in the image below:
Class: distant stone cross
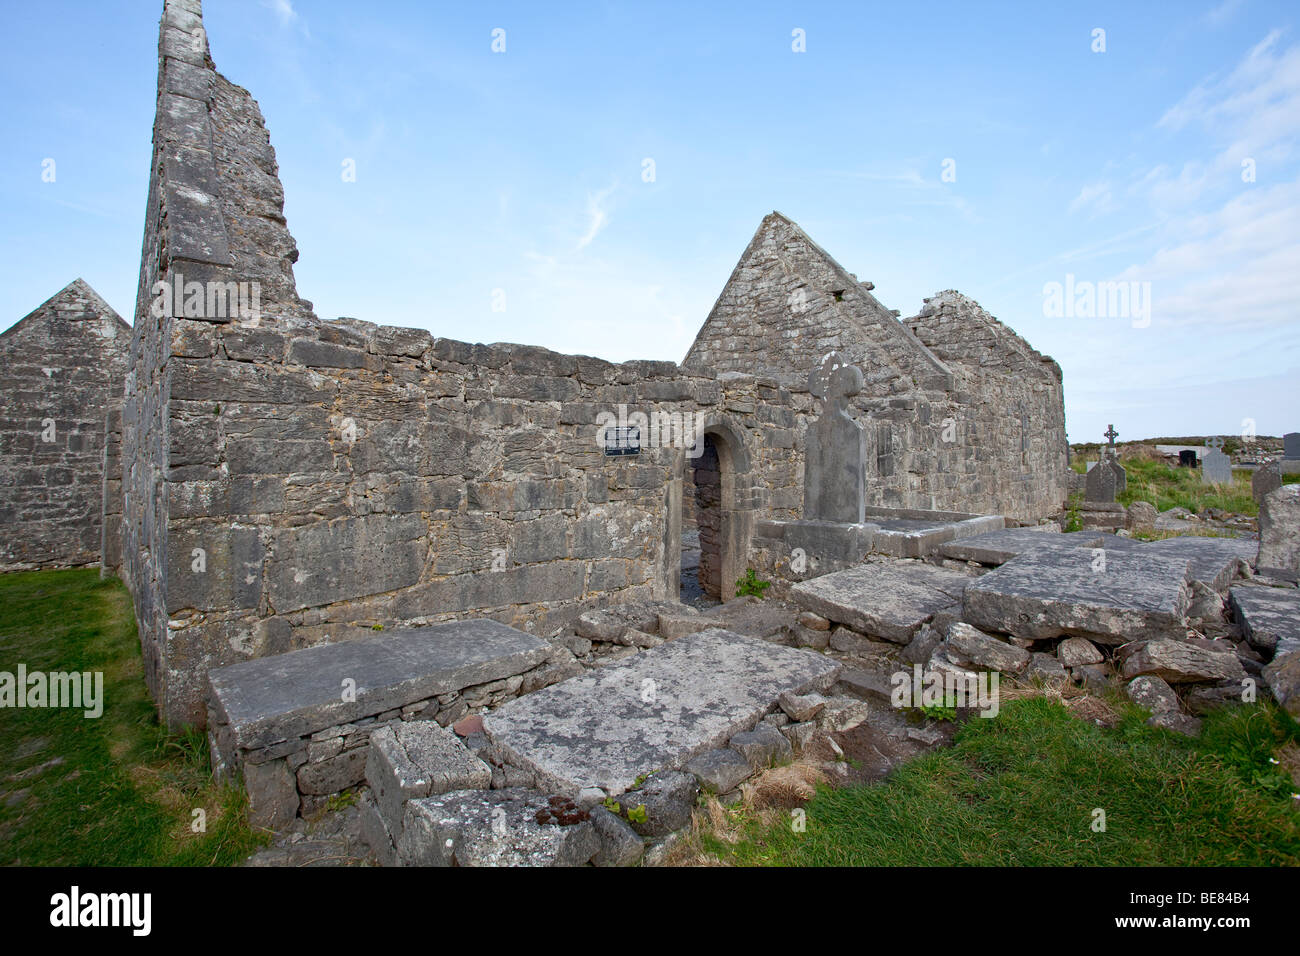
[1208,436,1224,450]
[1104,424,1118,446]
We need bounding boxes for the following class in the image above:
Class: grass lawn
[1069,452,1300,518]
[701,697,1300,866]
[0,569,266,866]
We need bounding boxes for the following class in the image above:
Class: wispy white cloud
[1204,0,1246,27]
[576,183,617,250]
[264,0,306,32]
[1068,181,1114,217]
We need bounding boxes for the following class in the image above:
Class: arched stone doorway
[678,421,754,603]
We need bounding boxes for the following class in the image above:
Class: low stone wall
[205,620,558,827]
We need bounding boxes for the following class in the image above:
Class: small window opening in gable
[831,289,845,302]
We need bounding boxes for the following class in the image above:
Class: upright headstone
[803,352,866,524]
[1258,484,1300,579]
[1252,459,1283,505]
[1100,424,1126,493]
[1201,437,1232,485]
[1085,457,1123,503]
[1285,433,1300,461]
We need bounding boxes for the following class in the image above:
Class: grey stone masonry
[483,628,839,796]
[117,0,1074,730]
[206,618,549,827]
[683,216,1069,521]
[0,280,129,571]
[366,721,491,843]
[208,619,549,753]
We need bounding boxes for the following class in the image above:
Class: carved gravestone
[1100,424,1126,494]
[1085,457,1123,503]
[804,352,866,524]
[1252,459,1282,505]
[1285,432,1300,460]
[1201,437,1232,485]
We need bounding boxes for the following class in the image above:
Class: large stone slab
[789,562,971,643]
[1229,586,1300,654]
[482,629,839,796]
[1146,536,1256,591]
[208,619,550,750]
[939,528,1104,566]
[963,548,1192,644]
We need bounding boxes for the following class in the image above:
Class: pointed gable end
[684,212,951,394]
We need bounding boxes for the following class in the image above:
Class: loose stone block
[398,789,600,867]
[1263,639,1300,717]
[296,747,368,795]
[790,562,971,644]
[1124,674,1180,715]
[244,757,297,831]
[483,629,839,795]
[729,722,794,770]
[621,770,698,838]
[366,721,491,834]
[588,806,644,867]
[682,748,755,794]
[1056,636,1103,668]
[1119,639,1247,684]
[1229,586,1300,654]
[778,691,826,722]
[944,621,1030,675]
[963,548,1192,644]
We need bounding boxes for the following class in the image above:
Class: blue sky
[3,0,1297,443]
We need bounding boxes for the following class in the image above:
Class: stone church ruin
[68,0,1070,733]
[36,2,1300,868]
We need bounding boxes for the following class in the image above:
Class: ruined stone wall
[683,214,1068,521]
[0,280,129,571]
[905,291,1070,519]
[159,322,754,726]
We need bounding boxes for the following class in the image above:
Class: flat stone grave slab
[789,562,972,642]
[963,549,1192,644]
[940,528,1104,565]
[1147,536,1257,591]
[209,619,550,751]
[482,629,839,796]
[868,514,1004,558]
[1229,586,1300,654]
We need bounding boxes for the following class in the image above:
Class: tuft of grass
[0,569,268,866]
[706,697,1300,866]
